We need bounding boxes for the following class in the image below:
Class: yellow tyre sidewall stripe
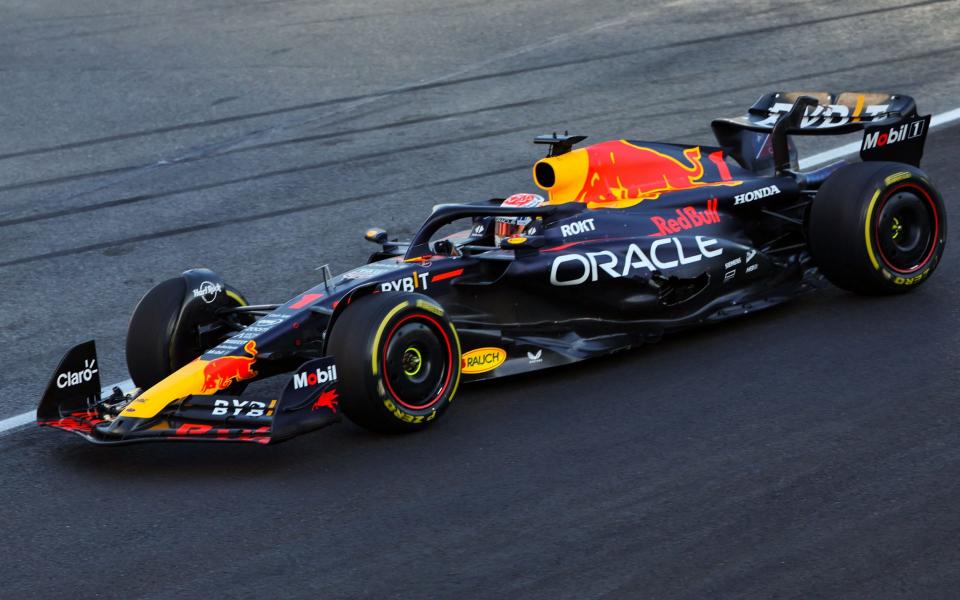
[448,322,462,402]
[368,297,461,407]
[371,301,410,376]
[864,189,882,271]
[225,289,247,306]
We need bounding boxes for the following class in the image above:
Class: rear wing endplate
[712,91,931,171]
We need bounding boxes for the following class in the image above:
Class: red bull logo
[200,340,258,393]
[649,199,720,237]
[533,141,741,209]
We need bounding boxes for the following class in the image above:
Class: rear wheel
[808,162,946,294]
[327,292,461,433]
[126,277,249,389]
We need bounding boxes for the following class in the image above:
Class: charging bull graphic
[200,340,258,393]
[534,140,741,209]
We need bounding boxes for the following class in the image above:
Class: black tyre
[808,162,946,294]
[327,292,461,433]
[125,278,249,389]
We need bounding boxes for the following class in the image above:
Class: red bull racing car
[38,91,947,444]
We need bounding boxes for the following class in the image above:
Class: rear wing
[712,91,931,172]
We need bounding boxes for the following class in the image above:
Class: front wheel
[126,276,249,390]
[808,162,947,294]
[327,292,461,433]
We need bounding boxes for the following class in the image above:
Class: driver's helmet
[495,193,545,244]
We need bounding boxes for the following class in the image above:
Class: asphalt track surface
[3,0,960,597]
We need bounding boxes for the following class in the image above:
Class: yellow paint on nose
[120,359,209,419]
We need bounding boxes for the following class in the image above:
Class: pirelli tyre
[328,292,461,433]
[808,162,946,294]
[126,277,250,390]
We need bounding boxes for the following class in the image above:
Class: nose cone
[121,340,260,419]
[120,359,209,419]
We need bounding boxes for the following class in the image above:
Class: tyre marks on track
[0,112,565,230]
[5,40,959,231]
[0,0,948,162]
[0,164,527,268]
[0,98,544,195]
[2,0,959,271]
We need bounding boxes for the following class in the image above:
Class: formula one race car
[38,91,946,444]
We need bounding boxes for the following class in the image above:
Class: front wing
[37,342,340,445]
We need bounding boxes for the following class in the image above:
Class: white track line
[797,140,864,169]
[3,106,960,437]
[0,411,36,432]
[799,106,960,168]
